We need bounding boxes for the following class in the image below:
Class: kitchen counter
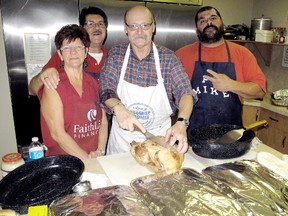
[59,144,288,215]
[0,143,285,215]
[83,142,284,187]
[244,93,288,117]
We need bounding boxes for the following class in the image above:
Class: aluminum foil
[49,161,288,215]
[131,168,246,215]
[131,161,288,216]
[203,160,288,215]
[49,185,152,216]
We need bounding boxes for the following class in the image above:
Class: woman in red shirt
[38,24,108,161]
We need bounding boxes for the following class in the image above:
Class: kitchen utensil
[0,155,84,214]
[143,130,167,145]
[216,120,268,144]
[140,130,177,152]
[134,126,167,146]
[189,124,256,159]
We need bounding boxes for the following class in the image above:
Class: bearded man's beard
[197,24,224,43]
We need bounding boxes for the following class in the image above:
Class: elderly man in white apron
[99,5,196,155]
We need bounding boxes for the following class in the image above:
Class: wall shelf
[229,40,287,66]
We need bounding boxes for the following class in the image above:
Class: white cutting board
[97,152,206,186]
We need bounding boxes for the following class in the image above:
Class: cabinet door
[257,109,288,154]
[242,105,260,127]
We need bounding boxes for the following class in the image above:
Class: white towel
[257,152,288,180]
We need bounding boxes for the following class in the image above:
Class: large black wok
[189,124,255,159]
[0,155,84,214]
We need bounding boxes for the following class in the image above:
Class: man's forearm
[104,98,123,114]
[231,81,265,99]
[29,74,43,95]
[177,94,193,119]
[29,67,60,95]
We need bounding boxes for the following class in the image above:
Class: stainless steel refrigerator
[0,0,199,151]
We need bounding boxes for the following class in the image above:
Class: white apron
[107,43,173,154]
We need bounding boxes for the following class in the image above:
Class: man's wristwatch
[177,117,189,128]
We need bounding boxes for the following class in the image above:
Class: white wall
[204,0,288,28]
[252,0,288,28]
[203,0,254,26]
[249,0,288,93]
[0,11,18,159]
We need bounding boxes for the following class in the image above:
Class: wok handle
[245,120,268,130]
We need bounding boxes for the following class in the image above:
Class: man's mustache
[92,30,102,35]
[203,24,218,32]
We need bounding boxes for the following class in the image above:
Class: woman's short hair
[54,24,90,50]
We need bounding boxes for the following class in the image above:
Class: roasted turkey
[130,138,184,172]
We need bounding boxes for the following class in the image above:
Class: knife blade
[143,130,167,145]
[135,127,176,152]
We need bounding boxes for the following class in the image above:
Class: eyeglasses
[60,45,85,52]
[84,21,106,28]
[125,22,153,31]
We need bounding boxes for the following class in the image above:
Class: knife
[142,130,167,145]
[134,126,176,151]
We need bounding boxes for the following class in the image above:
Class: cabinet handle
[269,117,279,122]
[256,110,260,121]
[282,136,286,149]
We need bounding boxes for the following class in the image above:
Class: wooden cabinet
[257,108,288,154]
[242,105,260,127]
[240,105,288,153]
[243,105,288,154]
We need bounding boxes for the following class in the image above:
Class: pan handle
[244,120,268,130]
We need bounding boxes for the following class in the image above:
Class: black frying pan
[0,155,84,214]
[188,124,255,159]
